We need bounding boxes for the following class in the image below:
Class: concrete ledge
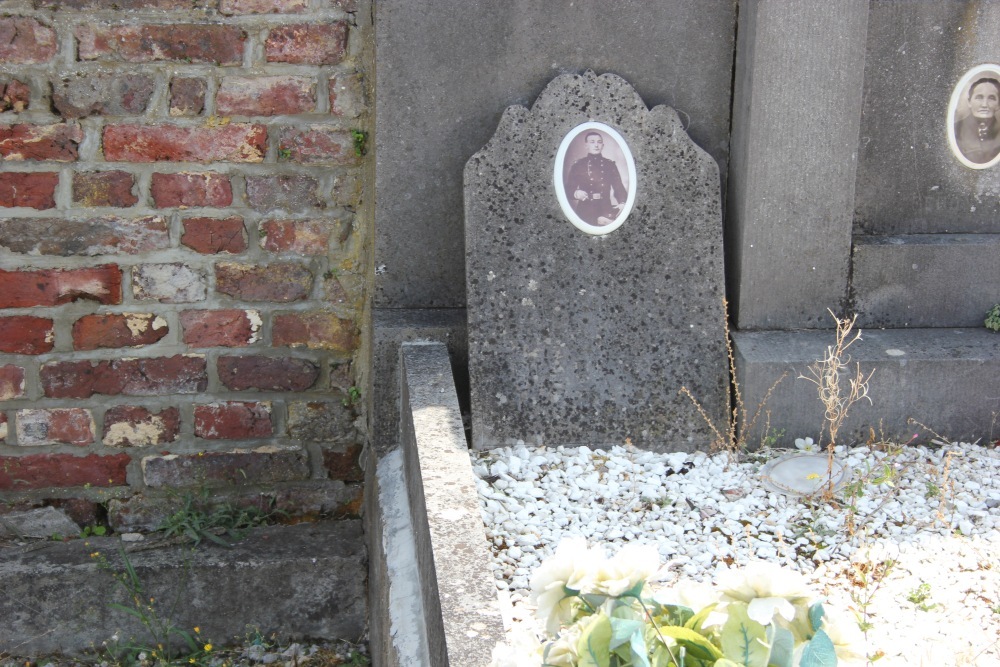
[0,521,366,657]
[734,327,1000,445]
[396,341,505,666]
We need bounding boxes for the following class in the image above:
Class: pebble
[476,442,1000,665]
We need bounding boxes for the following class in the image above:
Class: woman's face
[969,81,1000,120]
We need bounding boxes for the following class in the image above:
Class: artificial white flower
[719,561,811,604]
[821,607,866,662]
[746,596,797,625]
[488,625,543,667]
[530,537,603,634]
[653,580,728,629]
[794,437,818,452]
[544,618,585,667]
[593,542,660,597]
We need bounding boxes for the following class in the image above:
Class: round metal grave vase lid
[761,453,851,496]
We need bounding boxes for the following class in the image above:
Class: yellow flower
[194,626,200,633]
[806,473,821,480]
[204,644,212,652]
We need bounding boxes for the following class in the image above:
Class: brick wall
[0,0,371,531]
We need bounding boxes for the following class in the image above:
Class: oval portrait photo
[554,121,637,235]
[948,64,1000,169]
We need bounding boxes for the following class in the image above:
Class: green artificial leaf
[657,625,724,662]
[685,603,718,631]
[629,627,652,667]
[578,613,613,667]
[720,602,769,667]
[650,601,696,628]
[713,660,744,667]
[766,625,795,667]
[808,603,825,634]
[799,629,838,667]
[620,579,646,599]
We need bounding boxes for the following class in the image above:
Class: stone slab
[374,0,737,310]
[464,70,728,451]
[0,521,366,657]
[0,507,81,540]
[733,327,1000,447]
[852,234,1000,328]
[728,0,869,329]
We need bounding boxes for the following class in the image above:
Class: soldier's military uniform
[565,153,627,225]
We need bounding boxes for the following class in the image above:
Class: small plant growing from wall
[985,304,1000,332]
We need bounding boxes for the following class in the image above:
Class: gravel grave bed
[473,441,1000,665]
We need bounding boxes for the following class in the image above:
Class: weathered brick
[277,126,357,165]
[218,355,318,391]
[17,408,95,447]
[36,0,214,7]
[0,18,57,64]
[245,174,320,211]
[52,74,155,119]
[216,262,313,302]
[194,401,272,439]
[73,171,138,208]
[272,311,358,352]
[77,24,246,65]
[0,172,58,209]
[103,124,267,163]
[181,217,247,254]
[151,172,233,208]
[329,72,364,118]
[216,76,316,116]
[72,313,168,351]
[260,219,332,255]
[324,272,362,309]
[0,453,130,491]
[0,413,6,442]
[41,355,207,399]
[141,447,309,488]
[0,316,54,354]
[0,79,30,112]
[133,263,207,303]
[287,400,355,443]
[0,365,25,400]
[180,309,260,347]
[0,123,82,161]
[0,265,122,308]
[265,23,347,65]
[329,360,352,392]
[0,216,168,255]
[220,0,307,14]
[322,443,363,482]
[169,78,206,116]
[103,405,180,447]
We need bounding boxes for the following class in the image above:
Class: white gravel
[473,441,1000,666]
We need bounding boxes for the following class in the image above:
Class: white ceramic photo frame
[947,63,1000,169]
[554,121,637,235]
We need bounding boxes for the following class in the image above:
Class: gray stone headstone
[464,70,728,452]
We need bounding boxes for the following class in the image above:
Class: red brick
[215,262,313,302]
[132,263,207,303]
[17,408,95,446]
[0,80,30,112]
[273,311,358,352]
[245,175,320,211]
[265,23,347,65]
[151,172,233,208]
[0,365,25,401]
[180,309,260,347]
[260,219,332,254]
[181,217,247,254]
[322,442,363,482]
[0,216,168,255]
[0,123,82,161]
[40,355,207,399]
[0,172,58,209]
[287,400,355,443]
[104,124,266,163]
[218,355,318,391]
[216,76,316,116]
[103,405,180,447]
[277,126,357,165]
[141,447,309,488]
[329,72,364,118]
[37,0,213,7]
[169,78,206,116]
[0,453,130,491]
[0,316,54,354]
[52,74,155,119]
[194,401,272,439]
[72,313,168,351]
[73,171,138,207]
[0,18,57,64]
[220,0,307,14]
[0,265,122,308]
[77,24,246,65]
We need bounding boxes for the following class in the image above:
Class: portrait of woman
[554,122,636,235]
[948,64,1000,169]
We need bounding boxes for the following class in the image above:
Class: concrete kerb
[366,341,505,667]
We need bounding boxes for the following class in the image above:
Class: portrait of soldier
[564,131,629,226]
[954,75,1000,165]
